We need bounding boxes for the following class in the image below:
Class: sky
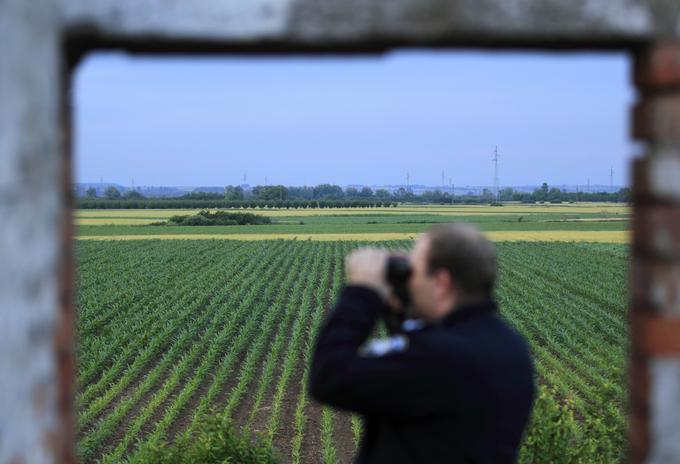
[74,50,636,188]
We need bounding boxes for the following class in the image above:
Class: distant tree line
[508,183,631,204]
[82,186,145,200]
[76,199,397,209]
[223,184,392,201]
[389,183,631,204]
[75,182,631,208]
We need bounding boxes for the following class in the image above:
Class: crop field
[75,204,629,462]
[75,203,629,243]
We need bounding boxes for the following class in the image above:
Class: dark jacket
[309,285,535,464]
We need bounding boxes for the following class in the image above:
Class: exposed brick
[56,70,76,464]
[630,351,650,410]
[630,312,680,355]
[635,42,680,90]
[632,93,680,142]
[632,157,648,200]
[632,257,680,314]
[630,408,649,463]
[632,202,680,260]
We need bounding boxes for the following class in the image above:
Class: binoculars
[383,255,412,333]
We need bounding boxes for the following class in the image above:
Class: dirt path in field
[297,394,324,464]
[333,411,357,464]
[272,362,306,463]
[229,318,289,438]
[166,368,217,441]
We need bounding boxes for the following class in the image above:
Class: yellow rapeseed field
[76,230,629,243]
[76,218,161,226]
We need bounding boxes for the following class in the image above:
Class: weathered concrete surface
[59,0,680,51]
[648,359,680,464]
[0,0,64,463]
[60,0,292,42]
[639,150,680,202]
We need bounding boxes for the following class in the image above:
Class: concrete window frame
[2,1,680,463]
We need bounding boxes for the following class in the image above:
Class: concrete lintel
[58,0,677,54]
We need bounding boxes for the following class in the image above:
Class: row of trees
[398,184,631,204]
[76,199,398,209]
[81,184,401,202]
[227,184,393,201]
[78,183,631,205]
[82,186,144,200]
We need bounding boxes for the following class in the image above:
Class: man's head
[408,223,497,322]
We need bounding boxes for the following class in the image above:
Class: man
[309,223,535,463]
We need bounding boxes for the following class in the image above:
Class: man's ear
[434,269,454,295]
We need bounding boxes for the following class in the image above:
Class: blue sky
[74,50,634,188]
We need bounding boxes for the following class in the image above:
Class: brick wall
[631,41,680,463]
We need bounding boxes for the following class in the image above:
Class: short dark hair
[425,223,498,299]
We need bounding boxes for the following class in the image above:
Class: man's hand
[345,248,391,300]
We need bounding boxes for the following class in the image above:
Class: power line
[450,178,454,204]
[493,146,500,203]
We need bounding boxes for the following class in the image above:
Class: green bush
[519,385,619,464]
[176,215,215,226]
[130,413,276,464]
[128,386,618,464]
[161,210,272,226]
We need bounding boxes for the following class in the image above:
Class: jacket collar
[439,299,497,327]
